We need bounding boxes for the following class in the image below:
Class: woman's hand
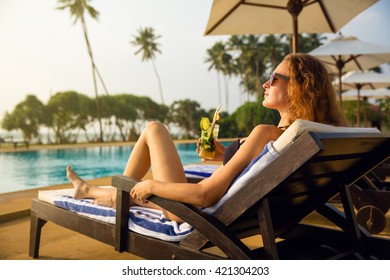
[130,180,153,204]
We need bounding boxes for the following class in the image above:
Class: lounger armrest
[112,174,139,192]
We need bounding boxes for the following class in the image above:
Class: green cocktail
[198,107,221,160]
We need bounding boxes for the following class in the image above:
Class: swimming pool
[0,143,202,194]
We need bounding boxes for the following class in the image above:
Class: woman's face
[262,60,289,112]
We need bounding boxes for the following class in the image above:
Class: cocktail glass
[198,124,219,160]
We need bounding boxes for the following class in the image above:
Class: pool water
[0,143,202,194]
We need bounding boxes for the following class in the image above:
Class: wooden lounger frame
[30,131,390,259]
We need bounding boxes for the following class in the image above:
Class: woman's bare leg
[67,121,187,221]
[123,121,187,183]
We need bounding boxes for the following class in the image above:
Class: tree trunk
[81,17,104,142]
[151,59,164,104]
[217,71,222,105]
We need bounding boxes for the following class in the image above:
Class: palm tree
[292,33,326,53]
[227,35,264,101]
[226,35,248,102]
[205,41,233,110]
[205,42,223,105]
[56,0,108,142]
[130,27,165,104]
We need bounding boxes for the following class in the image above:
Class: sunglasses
[268,72,290,85]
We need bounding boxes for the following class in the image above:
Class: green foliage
[131,27,161,61]
[226,99,280,137]
[205,33,326,100]
[56,0,99,24]
[295,33,326,53]
[342,98,390,130]
[108,94,167,140]
[378,98,390,130]
[169,99,206,139]
[46,91,94,143]
[1,91,175,144]
[2,95,45,143]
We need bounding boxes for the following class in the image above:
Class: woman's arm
[131,125,283,207]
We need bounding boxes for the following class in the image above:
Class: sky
[1,0,390,125]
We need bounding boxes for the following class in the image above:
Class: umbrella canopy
[309,34,390,104]
[339,70,390,90]
[342,87,390,100]
[204,0,378,53]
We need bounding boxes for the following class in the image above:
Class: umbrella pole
[336,57,344,107]
[356,86,361,127]
[287,0,303,53]
[338,71,342,106]
[292,15,299,53]
[363,96,368,128]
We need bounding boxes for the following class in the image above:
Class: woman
[66,53,345,222]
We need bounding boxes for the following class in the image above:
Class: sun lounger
[29,120,390,259]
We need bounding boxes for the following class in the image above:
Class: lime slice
[200,117,210,131]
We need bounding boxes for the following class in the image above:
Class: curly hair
[284,53,345,126]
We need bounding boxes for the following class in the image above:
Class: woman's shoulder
[252,124,280,132]
[251,124,284,139]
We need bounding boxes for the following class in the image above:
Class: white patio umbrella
[342,87,390,127]
[309,34,390,104]
[342,87,390,100]
[335,70,390,126]
[204,0,378,53]
[340,70,390,90]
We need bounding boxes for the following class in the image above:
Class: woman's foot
[66,166,90,199]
